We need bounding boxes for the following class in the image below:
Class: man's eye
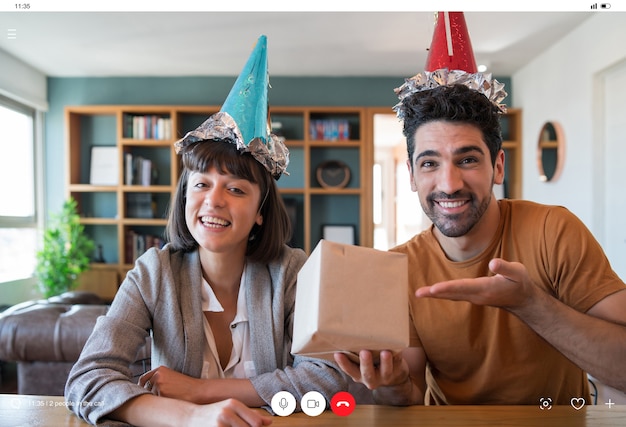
[421,160,436,168]
[459,157,478,165]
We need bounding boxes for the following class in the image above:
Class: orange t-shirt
[391,199,625,405]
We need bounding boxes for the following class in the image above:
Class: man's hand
[334,350,408,390]
[415,258,537,311]
[334,349,421,405]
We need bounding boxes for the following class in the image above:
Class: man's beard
[422,191,491,238]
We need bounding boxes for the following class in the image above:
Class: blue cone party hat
[174,35,289,179]
[220,35,269,148]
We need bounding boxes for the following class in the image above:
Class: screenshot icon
[539,397,552,410]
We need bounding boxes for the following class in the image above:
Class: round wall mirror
[537,121,565,182]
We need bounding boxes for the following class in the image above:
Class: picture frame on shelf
[322,224,356,246]
[89,146,118,185]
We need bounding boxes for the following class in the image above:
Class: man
[335,82,626,405]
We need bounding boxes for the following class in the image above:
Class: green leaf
[35,197,95,298]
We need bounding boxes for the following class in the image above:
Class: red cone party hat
[393,11,507,116]
[425,12,477,73]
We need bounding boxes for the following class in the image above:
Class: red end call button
[331,391,355,416]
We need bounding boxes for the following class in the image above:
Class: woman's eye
[229,187,245,195]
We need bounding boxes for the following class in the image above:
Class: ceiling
[0,11,592,78]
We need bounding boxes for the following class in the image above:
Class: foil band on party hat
[175,112,245,153]
[174,35,289,180]
[393,69,508,118]
[174,111,289,179]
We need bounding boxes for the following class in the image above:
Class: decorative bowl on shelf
[316,160,351,189]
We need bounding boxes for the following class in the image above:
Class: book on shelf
[126,193,156,219]
[124,154,158,186]
[309,119,350,141]
[124,114,172,140]
[125,230,166,264]
[125,153,133,185]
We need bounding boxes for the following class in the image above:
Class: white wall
[513,13,625,233]
[514,14,626,405]
[0,49,47,111]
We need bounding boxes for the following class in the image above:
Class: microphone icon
[271,391,296,416]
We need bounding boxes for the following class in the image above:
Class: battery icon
[601,3,611,8]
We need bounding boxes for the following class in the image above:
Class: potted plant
[35,197,95,298]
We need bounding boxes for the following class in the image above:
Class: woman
[65,138,349,426]
[65,36,350,426]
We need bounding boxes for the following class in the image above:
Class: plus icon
[605,399,615,408]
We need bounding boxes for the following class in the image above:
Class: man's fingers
[334,353,362,382]
[489,258,523,281]
[377,350,396,379]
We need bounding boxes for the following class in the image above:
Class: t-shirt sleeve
[408,308,422,347]
[544,206,625,312]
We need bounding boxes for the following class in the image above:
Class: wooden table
[1,394,625,426]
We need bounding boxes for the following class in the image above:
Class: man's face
[407,121,504,238]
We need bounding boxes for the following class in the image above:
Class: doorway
[370,110,431,250]
[594,59,626,281]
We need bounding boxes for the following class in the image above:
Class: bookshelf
[271,106,372,252]
[65,105,373,295]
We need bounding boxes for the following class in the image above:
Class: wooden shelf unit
[271,106,372,252]
[65,105,373,294]
[500,108,523,199]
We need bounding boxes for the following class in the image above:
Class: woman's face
[185,167,263,257]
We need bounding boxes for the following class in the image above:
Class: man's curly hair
[400,84,503,168]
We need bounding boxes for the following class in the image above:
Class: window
[0,96,40,284]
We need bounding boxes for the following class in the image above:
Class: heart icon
[571,397,586,410]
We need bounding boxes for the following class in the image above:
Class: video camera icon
[307,399,320,408]
[301,391,325,417]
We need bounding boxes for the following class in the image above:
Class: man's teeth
[201,216,230,226]
[438,201,465,208]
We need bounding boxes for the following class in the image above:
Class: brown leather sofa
[0,291,150,395]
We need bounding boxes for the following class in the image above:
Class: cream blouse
[200,269,256,379]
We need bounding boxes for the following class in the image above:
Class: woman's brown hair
[166,140,291,263]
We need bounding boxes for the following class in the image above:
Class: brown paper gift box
[291,239,409,362]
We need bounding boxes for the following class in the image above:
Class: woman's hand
[111,394,271,427]
[140,365,208,403]
[139,366,265,407]
[187,399,272,427]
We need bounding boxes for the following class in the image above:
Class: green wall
[45,75,511,215]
